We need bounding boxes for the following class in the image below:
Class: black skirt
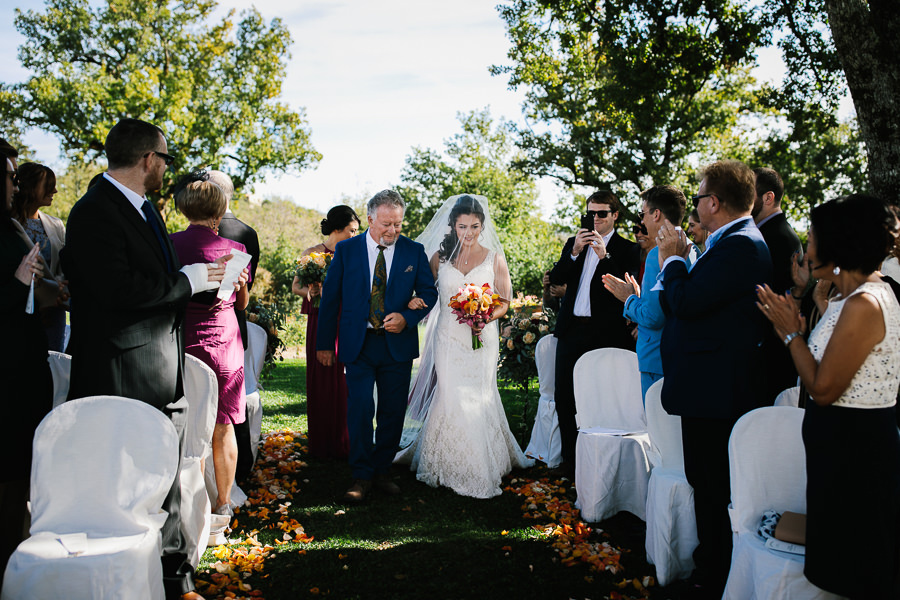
[802,401,900,598]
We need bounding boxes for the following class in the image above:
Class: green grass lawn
[196,357,686,600]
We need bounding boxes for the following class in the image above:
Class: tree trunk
[825,0,900,203]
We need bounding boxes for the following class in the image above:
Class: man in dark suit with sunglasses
[548,190,640,475]
[656,160,772,597]
[62,118,229,600]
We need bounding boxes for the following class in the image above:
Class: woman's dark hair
[438,195,486,263]
[321,205,360,235]
[810,193,898,275]
[0,150,13,232]
[12,162,56,223]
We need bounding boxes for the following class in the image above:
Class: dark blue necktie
[141,200,174,272]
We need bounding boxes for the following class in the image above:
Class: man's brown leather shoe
[373,473,401,495]
[344,479,372,503]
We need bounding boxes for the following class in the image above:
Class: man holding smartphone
[548,190,639,475]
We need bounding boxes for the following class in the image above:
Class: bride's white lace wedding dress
[396,250,532,498]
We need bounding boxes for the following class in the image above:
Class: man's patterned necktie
[369,245,387,328]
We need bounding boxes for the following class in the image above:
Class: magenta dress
[171,225,249,425]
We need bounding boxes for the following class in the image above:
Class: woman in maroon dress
[170,171,250,517]
[291,205,360,459]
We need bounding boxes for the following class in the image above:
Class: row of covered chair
[2,321,269,598]
[527,342,838,598]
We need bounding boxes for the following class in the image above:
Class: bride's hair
[437,195,486,263]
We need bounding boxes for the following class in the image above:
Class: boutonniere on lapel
[404,265,414,273]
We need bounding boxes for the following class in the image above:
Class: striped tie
[369,245,386,328]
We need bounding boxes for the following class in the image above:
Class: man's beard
[379,235,397,246]
[144,171,163,194]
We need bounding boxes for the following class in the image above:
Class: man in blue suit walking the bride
[317,190,438,503]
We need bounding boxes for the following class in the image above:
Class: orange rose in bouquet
[448,282,503,349]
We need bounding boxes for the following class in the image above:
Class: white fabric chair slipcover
[643,378,698,586]
[47,351,71,409]
[524,335,562,468]
[244,321,267,463]
[2,396,179,600]
[180,355,219,566]
[723,406,843,600]
[774,385,801,407]
[573,348,652,522]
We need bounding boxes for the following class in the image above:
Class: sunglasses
[584,209,612,219]
[145,151,176,167]
[631,224,648,235]
[691,193,715,206]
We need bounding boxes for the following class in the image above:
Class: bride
[394,194,532,498]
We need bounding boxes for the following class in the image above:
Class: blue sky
[1,0,788,216]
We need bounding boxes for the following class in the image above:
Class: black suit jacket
[61,178,192,409]
[758,212,802,295]
[660,218,773,419]
[549,231,640,349]
[218,212,261,349]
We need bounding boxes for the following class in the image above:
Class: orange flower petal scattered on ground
[504,476,654,599]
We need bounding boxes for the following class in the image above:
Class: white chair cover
[723,406,843,600]
[244,321,267,395]
[572,348,652,522]
[774,385,801,407]
[643,379,698,586]
[2,396,178,600]
[524,335,562,467]
[244,321,267,463]
[47,351,71,409]
[180,355,219,567]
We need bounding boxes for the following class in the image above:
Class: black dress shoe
[344,479,372,503]
[373,473,401,495]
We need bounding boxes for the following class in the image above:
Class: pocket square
[404,265,413,273]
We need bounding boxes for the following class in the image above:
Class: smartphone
[580,214,595,233]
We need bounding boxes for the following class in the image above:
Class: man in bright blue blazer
[317,190,437,503]
[656,161,772,597]
[602,185,689,402]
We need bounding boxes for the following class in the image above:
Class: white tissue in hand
[217,249,251,300]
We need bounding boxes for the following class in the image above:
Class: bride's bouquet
[295,252,332,307]
[448,282,503,350]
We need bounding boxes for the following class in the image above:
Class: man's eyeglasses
[6,169,18,186]
[631,224,648,235]
[145,151,175,167]
[691,193,715,206]
[584,210,612,219]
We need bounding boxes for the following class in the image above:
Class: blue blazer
[659,218,772,420]
[623,245,689,376]
[316,233,437,365]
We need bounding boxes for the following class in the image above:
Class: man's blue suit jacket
[316,233,437,365]
[659,218,773,420]
[623,245,690,377]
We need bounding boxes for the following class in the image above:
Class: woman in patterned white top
[757,194,900,598]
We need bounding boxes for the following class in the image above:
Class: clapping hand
[790,251,810,297]
[15,244,44,285]
[656,220,690,264]
[756,283,806,340]
[602,272,640,303]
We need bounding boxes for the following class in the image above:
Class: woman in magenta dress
[291,205,360,459]
[170,171,250,517]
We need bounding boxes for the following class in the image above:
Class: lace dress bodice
[807,280,900,408]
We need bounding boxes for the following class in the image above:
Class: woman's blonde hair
[175,178,226,222]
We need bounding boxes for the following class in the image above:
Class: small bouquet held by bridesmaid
[295,252,332,307]
[448,282,503,350]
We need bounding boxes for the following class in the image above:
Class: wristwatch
[783,331,802,347]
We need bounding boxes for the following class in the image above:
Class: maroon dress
[171,225,249,425]
[303,283,349,459]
